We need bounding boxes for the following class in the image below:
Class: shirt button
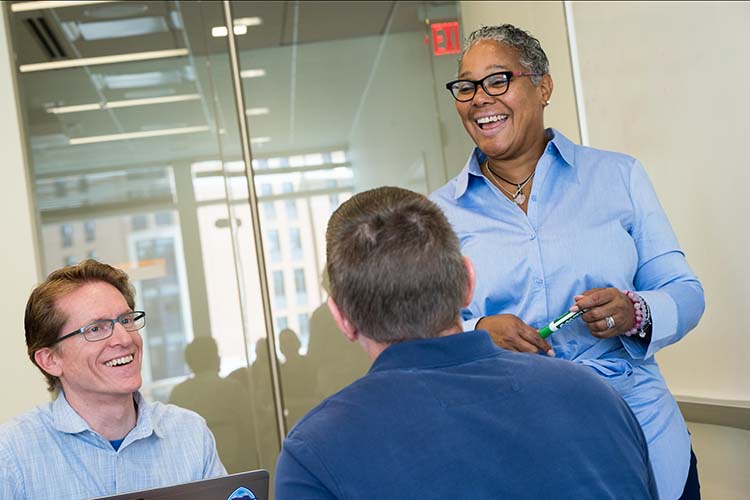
[535,278,544,286]
[531,195,537,202]
[529,233,536,240]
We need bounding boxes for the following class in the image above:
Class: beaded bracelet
[622,290,651,338]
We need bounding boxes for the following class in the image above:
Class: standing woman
[431,25,704,500]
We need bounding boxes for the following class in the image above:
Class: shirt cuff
[620,290,678,360]
[462,316,483,332]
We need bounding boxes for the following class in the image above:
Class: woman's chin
[478,142,512,160]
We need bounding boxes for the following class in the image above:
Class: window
[155,211,173,226]
[267,229,282,261]
[297,313,310,346]
[61,224,73,248]
[285,199,299,220]
[277,316,288,332]
[84,220,95,242]
[281,181,298,219]
[131,214,148,231]
[273,270,286,309]
[262,201,277,221]
[294,268,307,305]
[64,255,76,266]
[87,250,97,260]
[289,228,303,260]
[260,183,277,221]
[328,193,340,212]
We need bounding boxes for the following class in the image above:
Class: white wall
[569,2,750,491]
[571,0,750,402]
[0,8,48,422]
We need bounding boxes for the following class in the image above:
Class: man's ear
[327,296,358,342]
[34,347,63,378]
[463,256,476,308]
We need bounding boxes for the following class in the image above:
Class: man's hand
[477,314,555,356]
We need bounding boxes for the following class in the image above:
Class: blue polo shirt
[275,330,657,500]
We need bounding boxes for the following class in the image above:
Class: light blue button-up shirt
[0,391,226,499]
[431,129,705,500]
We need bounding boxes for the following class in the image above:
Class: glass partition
[228,0,468,431]
[7,0,470,494]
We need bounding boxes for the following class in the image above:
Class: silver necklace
[484,162,535,205]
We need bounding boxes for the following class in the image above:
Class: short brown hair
[25,259,136,392]
[326,187,467,343]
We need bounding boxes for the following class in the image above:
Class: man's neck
[64,390,138,441]
[362,323,464,362]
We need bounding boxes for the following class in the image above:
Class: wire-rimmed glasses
[445,71,543,102]
[54,311,146,344]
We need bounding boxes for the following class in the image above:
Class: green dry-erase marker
[538,309,584,339]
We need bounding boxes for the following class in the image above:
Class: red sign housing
[431,21,461,56]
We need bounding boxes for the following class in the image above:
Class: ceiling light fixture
[250,137,271,145]
[211,17,262,37]
[234,17,263,27]
[69,125,209,145]
[211,26,229,37]
[240,68,266,79]
[19,48,189,73]
[245,107,270,116]
[47,94,201,114]
[211,25,250,37]
[10,0,114,12]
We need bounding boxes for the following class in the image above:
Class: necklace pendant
[514,193,526,205]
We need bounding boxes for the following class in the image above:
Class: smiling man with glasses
[0,259,226,499]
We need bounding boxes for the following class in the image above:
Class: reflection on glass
[233,1,464,434]
[10,0,464,492]
[9,0,278,477]
[168,336,260,473]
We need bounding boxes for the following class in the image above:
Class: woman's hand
[572,288,635,338]
[477,314,555,356]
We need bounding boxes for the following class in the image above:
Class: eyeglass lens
[82,312,145,341]
[450,73,511,101]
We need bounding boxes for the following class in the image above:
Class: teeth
[476,114,508,124]
[105,354,134,367]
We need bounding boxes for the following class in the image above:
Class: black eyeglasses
[54,311,146,344]
[445,71,543,102]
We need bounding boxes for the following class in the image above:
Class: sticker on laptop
[228,486,259,500]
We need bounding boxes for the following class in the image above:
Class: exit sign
[431,21,461,56]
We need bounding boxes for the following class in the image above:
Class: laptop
[88,470,269,500]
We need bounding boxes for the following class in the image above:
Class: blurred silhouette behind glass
[228,338,279,467]
[169,336,259,473]
[305,273,370,402]
[278,329,316,427]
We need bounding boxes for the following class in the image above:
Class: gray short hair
[460,24,549,85]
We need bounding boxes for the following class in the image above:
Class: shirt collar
[369,330,499,373]
[51,390,163,440]
[546,128,577,168]
[451,127,576,199]
[51,390,90,434]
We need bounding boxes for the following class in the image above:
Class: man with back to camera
[274,186,659,500]
[0,260,226,499]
